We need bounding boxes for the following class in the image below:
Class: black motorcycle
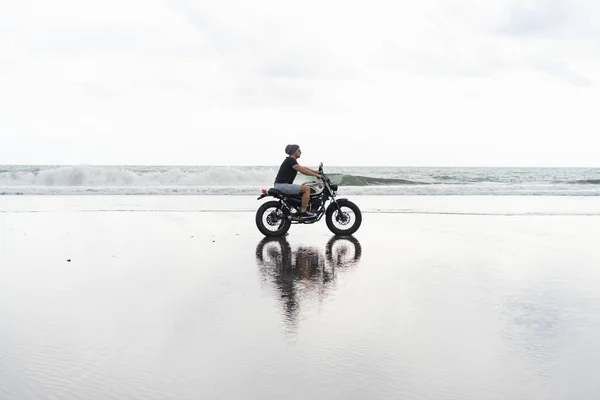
[255,163,362,236]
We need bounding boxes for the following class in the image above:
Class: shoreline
[2,195,600,215]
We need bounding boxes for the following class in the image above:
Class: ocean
[1,165,599,196]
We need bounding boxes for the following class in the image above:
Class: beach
[1,195,600,399]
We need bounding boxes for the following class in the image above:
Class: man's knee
[300,185,309,194]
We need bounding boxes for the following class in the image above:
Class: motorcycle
[255,163,362,236]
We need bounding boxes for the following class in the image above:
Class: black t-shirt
[274,157,299,184]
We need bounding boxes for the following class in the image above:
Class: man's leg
[300,185,310,213]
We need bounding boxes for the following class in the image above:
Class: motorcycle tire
[325,199,362,236]
[256,200,291,237]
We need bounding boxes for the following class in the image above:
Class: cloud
[531,59,593,87]
[497,0,570,36]
[167,0,364,110]
[1,0,600,165]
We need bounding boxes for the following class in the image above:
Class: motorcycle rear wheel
[256,200,291,236]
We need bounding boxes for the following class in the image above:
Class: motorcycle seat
[267,188,302,199]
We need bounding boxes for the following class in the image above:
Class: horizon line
[1,163,599,169]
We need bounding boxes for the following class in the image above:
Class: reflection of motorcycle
[255,235,362,331]
[325,235,362,270]
[255,162,362,237]
[255,235,362,278]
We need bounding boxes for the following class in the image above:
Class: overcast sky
[1,0,599,166]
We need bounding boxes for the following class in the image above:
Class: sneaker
[299,211,316,219]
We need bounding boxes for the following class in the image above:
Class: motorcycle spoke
[262,207,285,232]
[332,206,356,231]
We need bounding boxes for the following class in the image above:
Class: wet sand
[1,196,600,399]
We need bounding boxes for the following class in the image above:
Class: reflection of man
[296,248,324,280]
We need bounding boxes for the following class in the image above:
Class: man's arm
[293,164,322,178]
[299,165,320,174]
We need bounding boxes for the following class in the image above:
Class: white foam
[0,165,278,187]
[2,184,600,196]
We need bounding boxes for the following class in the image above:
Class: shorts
[274,183,302,195]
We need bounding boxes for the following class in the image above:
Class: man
[274,144,323,219]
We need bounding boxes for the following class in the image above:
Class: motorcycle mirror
[319,162,323,171]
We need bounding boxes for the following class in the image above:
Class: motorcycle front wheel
[256,200,291,237]
[325,199,362,236]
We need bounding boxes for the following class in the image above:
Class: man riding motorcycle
[274,144,324,219]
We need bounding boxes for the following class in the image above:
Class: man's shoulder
[284,157,298,166]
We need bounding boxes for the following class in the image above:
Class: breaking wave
[0,165,275,187]
[569,179,600,184]
[328,174,427,186]
[0,165,427,188]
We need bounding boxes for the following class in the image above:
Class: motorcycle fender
[326,198,349,212]
[257,193,282,201]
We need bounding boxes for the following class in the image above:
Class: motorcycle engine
[308,197,321,212]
